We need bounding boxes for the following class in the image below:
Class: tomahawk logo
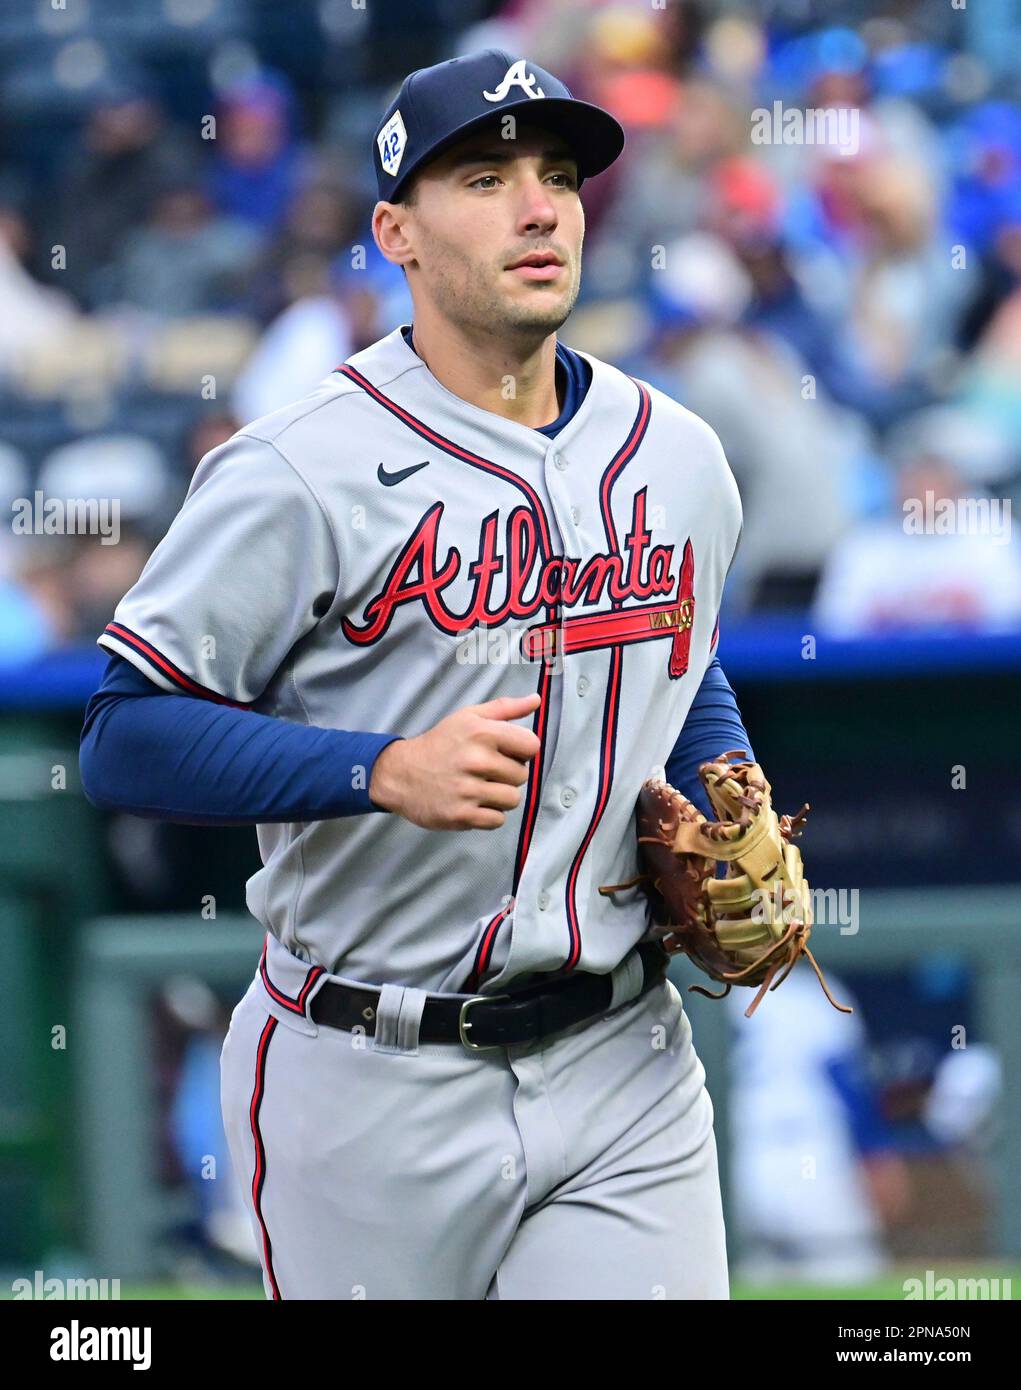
[483,59,545,102]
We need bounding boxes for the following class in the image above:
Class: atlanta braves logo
[483,59,546,102]
[342,490,697,678]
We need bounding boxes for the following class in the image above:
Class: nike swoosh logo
[378,460,430,487]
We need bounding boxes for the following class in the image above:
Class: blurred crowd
[1,3,1013,1285]
[2,0,1021,664]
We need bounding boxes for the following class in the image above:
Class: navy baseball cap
[374,49,625,203]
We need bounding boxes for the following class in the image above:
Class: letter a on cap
[378,111,407,177]
[483,59,546,103]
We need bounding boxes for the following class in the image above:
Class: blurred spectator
[589,79,746,295]
[0,440,29,532]
[948,102,1021,258]
[39,434,178,533]
[957,263,1021,467]
[841,154,966,391]
[957,195,1021,350]
[813,407,1021,634]
[0,535,79,664]
[231,244,411,423]
[183,412,242,479]
[0,203,78,375]
[0,442,53,662]
[0,2,1016,649]
[97,181,261,317]
[583,6,682,135]
[246,175,361,324]
[706,157,903,425]
[230,280,353,425]
[46,78,194,309]
[30,434,178,643]
[628,233,857,609]
[727,970,911,1286]
[206,73,308,234]
[163,977,260,1271]
[66,526,154,644]
[924,1044,1003,1149]
[562,5,684,234]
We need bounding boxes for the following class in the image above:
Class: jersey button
[553,452,567,471]
[560,786,577,808]
[576,675,590,696]
[570,506,580,524]
[537,891,551,911]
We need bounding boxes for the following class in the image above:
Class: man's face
[385,124,584,343]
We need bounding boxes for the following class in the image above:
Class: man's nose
[516,175,558,233]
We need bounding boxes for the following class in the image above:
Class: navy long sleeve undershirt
[665,657,755,819]
[79,653,752,826]
[79,653,401,824]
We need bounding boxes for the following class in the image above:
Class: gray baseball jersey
[99,324,741,996]
[102,322,742,1300]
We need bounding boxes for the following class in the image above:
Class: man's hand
[369,694,541,830]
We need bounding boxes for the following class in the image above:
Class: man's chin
[500,287,575,336]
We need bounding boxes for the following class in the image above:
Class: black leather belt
[309,940,670,1051]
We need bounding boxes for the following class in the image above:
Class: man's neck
[409,313,563,428]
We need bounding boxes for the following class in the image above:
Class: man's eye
[470,174,501,190]
[548,171,577,187]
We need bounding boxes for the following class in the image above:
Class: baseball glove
[600,750,850,1018]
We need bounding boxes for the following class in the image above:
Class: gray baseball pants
[220,935,729,1300]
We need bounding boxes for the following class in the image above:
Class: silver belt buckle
[457,993,510,1051]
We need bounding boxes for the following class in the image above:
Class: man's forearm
[79,656,401,824]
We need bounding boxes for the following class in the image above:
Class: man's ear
[373,201,416,271]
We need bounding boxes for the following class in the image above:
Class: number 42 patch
[377,111,407,178]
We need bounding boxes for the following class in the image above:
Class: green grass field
[111,1268,1019,1300]
[732,1271,1020,1300]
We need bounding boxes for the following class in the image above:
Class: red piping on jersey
[562,380,651,970]
[337,362,559,891]
[563,642,625,968]
[258,938,325,1015]
[249,1015,281,1300]
[101,622,252,708]
[464,903,512,993]
[337,365,557,564]
[511,657,552,889]
[599,384,651,554]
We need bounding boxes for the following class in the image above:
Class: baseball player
[80,50,755,1300]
